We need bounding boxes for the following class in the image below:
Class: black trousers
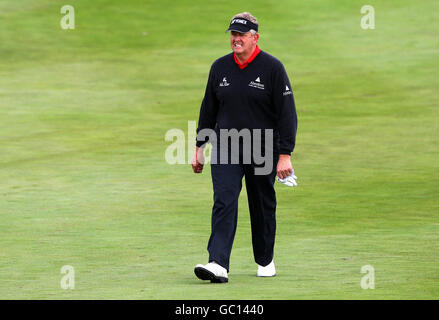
[207,152,279,272]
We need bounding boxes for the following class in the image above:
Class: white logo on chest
[219,77,230,87]
[249,76,264,90]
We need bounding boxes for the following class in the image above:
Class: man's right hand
[191,146,205,174]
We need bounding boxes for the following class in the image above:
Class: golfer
[192,12,298,283]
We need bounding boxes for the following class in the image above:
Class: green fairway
[0,0,438,299]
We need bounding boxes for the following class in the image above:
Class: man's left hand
[276,154,293,179]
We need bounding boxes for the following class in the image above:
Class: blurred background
[0,0,438,299]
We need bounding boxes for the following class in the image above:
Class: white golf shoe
[194,261,228,283]
[257,260,276,277]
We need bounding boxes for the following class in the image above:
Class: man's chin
[232,47,244,55]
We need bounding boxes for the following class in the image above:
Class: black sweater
[196,50,297,155]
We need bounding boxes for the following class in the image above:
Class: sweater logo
[249,76,264,90]
[219,77,230,87]
[283,85,292,96]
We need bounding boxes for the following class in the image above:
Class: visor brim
[225,25,251,33]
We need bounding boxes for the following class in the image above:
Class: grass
[0,0,438,299]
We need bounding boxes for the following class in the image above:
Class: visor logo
[231,19,247,25]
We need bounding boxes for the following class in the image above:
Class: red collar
[234,45,261,69]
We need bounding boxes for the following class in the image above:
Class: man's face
[230,31,258,55]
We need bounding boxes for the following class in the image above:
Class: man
[192,12,298,283]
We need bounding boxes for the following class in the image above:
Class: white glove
[276,171,298,187]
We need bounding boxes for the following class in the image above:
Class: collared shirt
[233,45,261,69]
[196,50,297,155]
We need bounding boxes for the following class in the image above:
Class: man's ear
[254,33,260,41]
